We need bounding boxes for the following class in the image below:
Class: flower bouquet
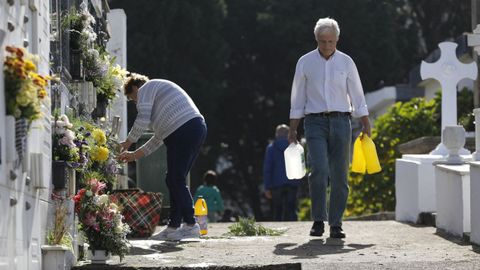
[68,118,122,190]
[88,127,122,190]
[4,45,50,122]
[74,178,130,261]
[51,114,84,190]
[4,45,51,164]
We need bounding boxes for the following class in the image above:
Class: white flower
[59,136,75,148]
[109,203,118,213]
[98,194,109,205]
[114,224,124,234]
[114,213,122,224]
[64,129,76,141]
[59,115,73,128]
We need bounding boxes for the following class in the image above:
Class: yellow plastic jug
[351,135,366,173]
[361,134,382,174]
[194,196,208,235]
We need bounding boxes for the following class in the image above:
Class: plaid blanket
[111,189,163,238]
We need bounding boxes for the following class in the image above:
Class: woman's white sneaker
[150,226,177,240]
[167,223,200,241]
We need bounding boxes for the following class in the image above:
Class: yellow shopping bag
[351,135,366,173]
[351,133,381,174]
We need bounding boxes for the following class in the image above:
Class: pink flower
[59,136,75,147]
[84,212,97,226]
[88,178,106,194]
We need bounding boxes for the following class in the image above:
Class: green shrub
[346,89,473,217]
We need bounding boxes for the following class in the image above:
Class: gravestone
[420,42,477,155]
[396,41,477,223]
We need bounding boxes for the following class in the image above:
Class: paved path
[74,221,480,269]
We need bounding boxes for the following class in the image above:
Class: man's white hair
[314,17,340,39]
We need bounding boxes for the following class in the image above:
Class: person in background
[288,17,370,238]
[194,170,224,222]
[263,124,300,221]
[117,73,207,241]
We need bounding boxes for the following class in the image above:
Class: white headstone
[420,42,478,155]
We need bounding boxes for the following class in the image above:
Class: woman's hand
[117,151,139,163]
[119,140,132,152]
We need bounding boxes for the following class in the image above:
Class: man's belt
[308,111,351,117]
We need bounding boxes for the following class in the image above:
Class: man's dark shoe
[309,221,324,236]
[330,226,346,238]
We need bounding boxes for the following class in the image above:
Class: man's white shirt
[290,49,369,119]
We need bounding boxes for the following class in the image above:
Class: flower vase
[52,161,73,190]
[5,115,17,163]
[88,249,110,264]
[70,49,84,80]
[91,95,108,120]
[15,117,29,166]
[41,245,69,270]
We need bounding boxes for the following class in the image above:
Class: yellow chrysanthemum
[24,60,36,71]
[90,146,109,162]
[92,129,107,145]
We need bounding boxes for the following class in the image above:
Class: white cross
[420,41,478,155]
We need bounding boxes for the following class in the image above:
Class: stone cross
[421,41,478,155]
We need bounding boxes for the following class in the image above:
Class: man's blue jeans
[304,114,351,227]
[164,117,207,228]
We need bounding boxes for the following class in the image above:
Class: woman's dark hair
[203,170,217,186]
[123,72,149,95]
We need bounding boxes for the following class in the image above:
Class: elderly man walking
[288,17,371,238]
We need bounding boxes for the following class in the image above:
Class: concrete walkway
[74,221,480,270]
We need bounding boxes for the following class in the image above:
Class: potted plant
[73,178,130,263]
[42,192,74,269]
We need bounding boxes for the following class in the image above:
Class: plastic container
[352,135,366,174]
[284,143,306,179]
[194,196,208,235]
[362,134,382,174]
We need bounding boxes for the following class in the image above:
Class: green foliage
[458,88,475,131]
[346,89,473,217]
[226,217,286,236]
[346,97,439,216]
[297,198,311,221]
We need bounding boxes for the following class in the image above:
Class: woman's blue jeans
[304,114,351,227]
[164,117,207,227]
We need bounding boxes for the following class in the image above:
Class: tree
[108,0,473,219]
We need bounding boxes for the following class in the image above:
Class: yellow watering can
[351,133,381,174]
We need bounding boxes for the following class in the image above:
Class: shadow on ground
[273,238,374,259]
[434,228,480,254]
[129,242,184,255]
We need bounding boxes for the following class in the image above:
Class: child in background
[194,170,224,222]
